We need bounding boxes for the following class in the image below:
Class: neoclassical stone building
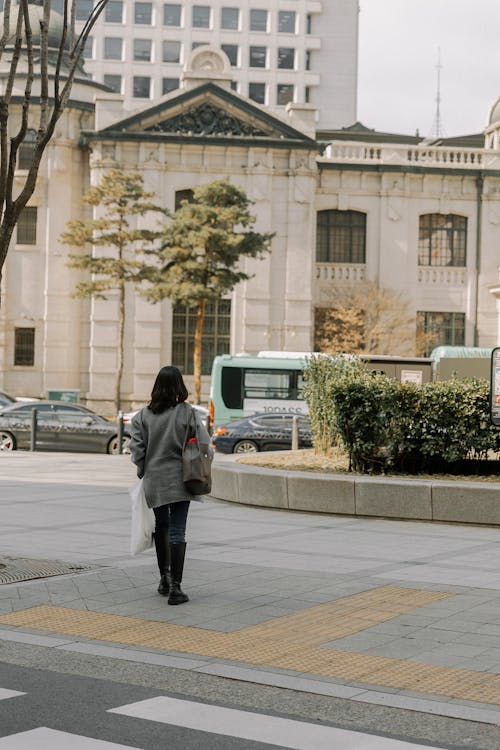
[1,39,499,410]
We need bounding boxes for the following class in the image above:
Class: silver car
[0,401,130,454]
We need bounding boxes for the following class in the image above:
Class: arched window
[17,129,37,171]
[418,214,467,266]
[316,210,366,263]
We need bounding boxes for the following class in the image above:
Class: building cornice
[81,130,320,152]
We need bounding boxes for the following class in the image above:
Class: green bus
[208,352,308,428]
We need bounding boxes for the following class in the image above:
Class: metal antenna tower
[431,48,445,138]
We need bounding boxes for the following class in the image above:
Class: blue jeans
[153,501,190,544]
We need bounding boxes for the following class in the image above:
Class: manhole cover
[0,557,100,584]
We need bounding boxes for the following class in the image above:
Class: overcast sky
[357,0,500,138]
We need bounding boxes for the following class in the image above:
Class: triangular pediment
[98,82,317,146]
[144,100,269,137]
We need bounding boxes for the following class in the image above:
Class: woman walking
[129,365,211,605]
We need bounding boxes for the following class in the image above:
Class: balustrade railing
[315,263,366,282]
[321,141,500,170]
[315,264,465,287]
[417,267,467,286]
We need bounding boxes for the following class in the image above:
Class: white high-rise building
[79,0,359,129]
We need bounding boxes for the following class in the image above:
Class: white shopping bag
[129,478,155,555]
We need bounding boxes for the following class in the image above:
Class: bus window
[244,369,291,400]
[221,367,243,409]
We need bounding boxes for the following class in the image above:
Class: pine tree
[144,179,274,403]
[61,169,164,412]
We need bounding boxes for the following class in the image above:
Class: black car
[0,401,130,454]
[212,413,312,454]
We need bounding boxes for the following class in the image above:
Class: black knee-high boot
[154,529,170,596]
[168,542,189,605]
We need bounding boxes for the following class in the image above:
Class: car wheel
[107,435,131,455]
[233,440,259,454]
[0,431,16,451]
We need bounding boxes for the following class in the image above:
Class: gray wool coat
[129,402,210,508]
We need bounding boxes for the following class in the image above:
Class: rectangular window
[162,77,179,95]
[192,5,210,28]
[221,7,239,30]
[418,214,467,267]
[305,50,312,70]
[17,206,37,245]
[134,38,152,61]
[134,2,152,24]
[18,131,37,170]
[417,311,466,356]
[305,85,311,103]
[163,3,181,25]
[230,81,238,92]
[174,189,194,211]
[133,76,151,98]
[76,0,92,21]
[105,1,123,22]
[244,370,292,400]
[104,37,123,60]
[83,35,93,59]
[316,210,366,263]
[172,300,231,375]
[221,44,238,67]
[277,83,294,105]
[278,47,295,69]
[278,10,296,33]
[250,9,268,32]
[306,13,312,34]
[249,46,266,68]
[249,82,266,104]
[163,40,181,62]
[14,328,35,367]
[104,74,122,93]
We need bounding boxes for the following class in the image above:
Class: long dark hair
[148,366,188,414]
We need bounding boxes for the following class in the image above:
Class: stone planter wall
[211,463,500,525]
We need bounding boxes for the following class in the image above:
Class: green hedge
[303,354,500,474]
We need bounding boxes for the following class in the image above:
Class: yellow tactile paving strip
[3,585,500,705]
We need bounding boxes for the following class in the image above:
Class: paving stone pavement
[1,451,500,725]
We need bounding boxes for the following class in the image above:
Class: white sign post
[491,347,500,427]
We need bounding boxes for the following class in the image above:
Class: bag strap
[140,407,150,470]
[183,402,197,446]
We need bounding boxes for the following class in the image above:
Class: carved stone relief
[146,103,268,137]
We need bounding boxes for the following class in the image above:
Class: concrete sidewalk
[1,452,500,725]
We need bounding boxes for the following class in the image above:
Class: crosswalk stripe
[0,690,24,701]
[0,728,141,749]
[109,696,449,750]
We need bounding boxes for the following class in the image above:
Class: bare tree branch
[8,0,34,185]
[0,0,110,295]
[0,3,23,218]
[0,0,13,62]
[39,1,50,131]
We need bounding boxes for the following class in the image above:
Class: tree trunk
[193,299,205,404]
[115,281,125,413]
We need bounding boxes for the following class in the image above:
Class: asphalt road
[2,639,500,750]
